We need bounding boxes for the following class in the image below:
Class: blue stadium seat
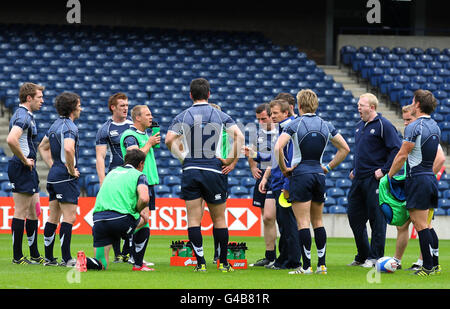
[336,196,348,207]
[326,187,345,198]
[155,184,171,195]
[398,89,414,106]
[438,198,450,209]
[164,175,181,185]
[434,208,446,216]
[230,186,249,196]
[324,197,336,207]
[1,182,13,192]
[86,183,100,197]
[335,178,352,188]
[328,205,347,214]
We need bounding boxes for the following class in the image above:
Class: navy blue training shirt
[9,105,38,162]
[168,102,236,173]
[46,116,79,183]
[96,117,133,171]
[353,113,402,178]
[403,115,441,177]
[283,113,338,176]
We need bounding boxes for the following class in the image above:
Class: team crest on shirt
[110,130,119,137]
[370,129,375,134]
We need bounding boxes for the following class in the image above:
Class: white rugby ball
[375,256,398,273]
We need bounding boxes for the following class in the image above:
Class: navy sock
[266,245,276,261]
[214,228,229,264]
[112,239,121,257]
[188,226,206,265]
[430,228,439,267]
[298,228,312,269]
[133,227,149,267]
[25,219,40,258]
[121,235,132,256]
[44,222,58,260]
[417,228,433,270]
[11,218,25,260]
[60,222,73,263]
[314,227,327,267]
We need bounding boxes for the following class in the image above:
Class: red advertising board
[0,197,261,236]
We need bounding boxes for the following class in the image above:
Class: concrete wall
[336,34,450,64]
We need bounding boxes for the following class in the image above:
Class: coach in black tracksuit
[347,94,401,267]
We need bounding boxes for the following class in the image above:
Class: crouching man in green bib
[76,149,151,271]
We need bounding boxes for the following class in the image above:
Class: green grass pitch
[0,234,448,289]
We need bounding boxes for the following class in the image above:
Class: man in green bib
[76,149,150,271]
[119,105,160,269]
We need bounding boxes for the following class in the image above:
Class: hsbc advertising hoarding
[0,197,261,236]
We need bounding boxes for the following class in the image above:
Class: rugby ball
[375,257,398,273]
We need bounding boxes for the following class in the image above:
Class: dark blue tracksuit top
[353,113,402,179]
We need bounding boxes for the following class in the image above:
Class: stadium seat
[326,188,345,198]
[324,197,336,207]
[434,208,446,216]
[438,198,450,209]
[335,178,352,188]
[164,175,181,185]
[230,186,249,196]
[328,205,347,214]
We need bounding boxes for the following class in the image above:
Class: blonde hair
[131,105,148,122]
[359,93,378,110]
[296,89,319,113]
[209,103,221,110]
[402,104,413,114]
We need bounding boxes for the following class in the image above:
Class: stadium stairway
[319,64,450,174]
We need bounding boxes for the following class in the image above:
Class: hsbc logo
[226,208,259,231]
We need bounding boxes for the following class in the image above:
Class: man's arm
[220,124,244,166]
[323,133,350,174]
[136,183,150,213]
[387,141,415,178]
[64,138,80,177]
[126,133,160,155]
[6,126,34,170]
[165,131,185,163]
[95,145,107,186]
[433,145,446,175]
[38,135,53,168]
[274,133,291,176]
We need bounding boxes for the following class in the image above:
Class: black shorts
[180,168,228,204]
[288,173,326,203]
[252,176,267,208]
[405,174,438,210]
[92,211,139,247]
[8,159,39,194]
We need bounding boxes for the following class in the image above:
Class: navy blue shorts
[252,176,267,207]
[288,173,326,203]
[92,211,139,247]
[7,159,39,194]
[47,179,80,204]
[180,168,228,204]
[405,175,438,210]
